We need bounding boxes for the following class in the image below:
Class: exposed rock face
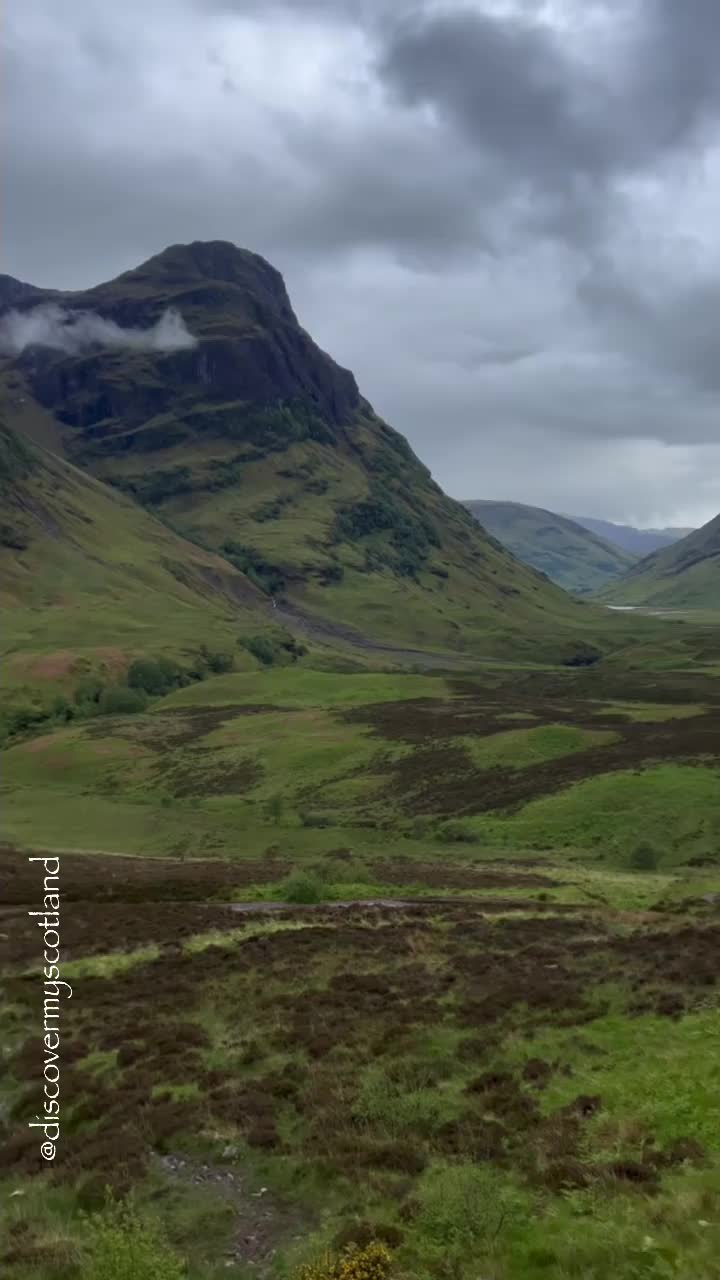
[1,241,360,455]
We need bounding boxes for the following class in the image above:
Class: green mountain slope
[598,513,720,608]
[464,499,636,594]
[567,514,694,556]
[0,241,592,660]
[0,419,269,698]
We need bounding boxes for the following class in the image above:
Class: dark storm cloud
[377,0,720,243]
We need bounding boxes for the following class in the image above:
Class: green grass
[521,1007,720,1151]
[0,425,269,711]
[5,866,720,1280]
[471,763,720,865]
[4,657,720,869]
[588,700,705,722]
[464,724,618,768]
[157,668,452,709]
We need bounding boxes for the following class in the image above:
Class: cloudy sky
[5,0,720,526]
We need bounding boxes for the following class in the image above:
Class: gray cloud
[0,304,196,356]
[3,0,720,524]
[377,1,720,245]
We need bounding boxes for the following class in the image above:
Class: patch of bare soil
[157,1154,309,1271]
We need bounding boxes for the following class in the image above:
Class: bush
[97,686,148,715]
[561,642,602,668]
[80,1198,185,1280]
[221,540,286,595]
[127,657,186,695]
[50,695,74,722]
[320,562,344,585]
[297,1242,392,1280]
[4,704,49,734]
[198,645,234,674]
[74,677,105,708]
[414,1165,529,1261]
[264,794,285,824]
[239,632,307,667]
[241,635,276,666]
[300,811,334,829]
[629,842,660,871]
[282,873,327,904]
[437,820,477,845]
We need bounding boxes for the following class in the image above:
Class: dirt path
[157,1154,308,1271]
[227,897,411,914]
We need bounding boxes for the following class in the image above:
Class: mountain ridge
[0,240,594,661]
[464,498,636,594]
[598,512,720,608]
[566,514,694,557]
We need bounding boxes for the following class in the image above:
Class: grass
[4,850,720,1279]
[4,662,720,866]
[472,763,720,865]
[0,427,270,708]
[4,640,720,1279]
[156,668,452,710]
[464,724,619,768]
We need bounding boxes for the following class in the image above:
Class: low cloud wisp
[0,304,197,356]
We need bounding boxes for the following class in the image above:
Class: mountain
[0,417,269,703]
[567,515,694,557]
[464,499,636,594]
[0,240,589,661]
[598,513,720,608]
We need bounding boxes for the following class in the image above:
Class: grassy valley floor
[2,658,720,1278]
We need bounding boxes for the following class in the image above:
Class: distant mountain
[464,500,636,594]
[567,515,694,557]
[0,240,588,662]
[598,514,720,609]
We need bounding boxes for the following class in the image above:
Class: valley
[3,654,720,1279]
[2,242,720,1280]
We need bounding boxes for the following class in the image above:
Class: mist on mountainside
[0,303,196,356]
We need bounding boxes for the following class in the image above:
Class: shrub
[74,677,105,708]
[437,820,477,845]
[198,645,234,674]
[97,686,148,715]
[127,656,187,695]
[127,659,165,696]
[241,635,276,666]
[4,704,49,734]
[561,642,602,668]
[320,562,344,585]
[414,1165,529,1259]
[80,1198,185,1280]
[300,811,334,829]
[264,794,285,824]
[297,1242,392,1280]
[50,695,74,722]
[282,873,326,904]
[221,540,286,595]
[629,842,660,871]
